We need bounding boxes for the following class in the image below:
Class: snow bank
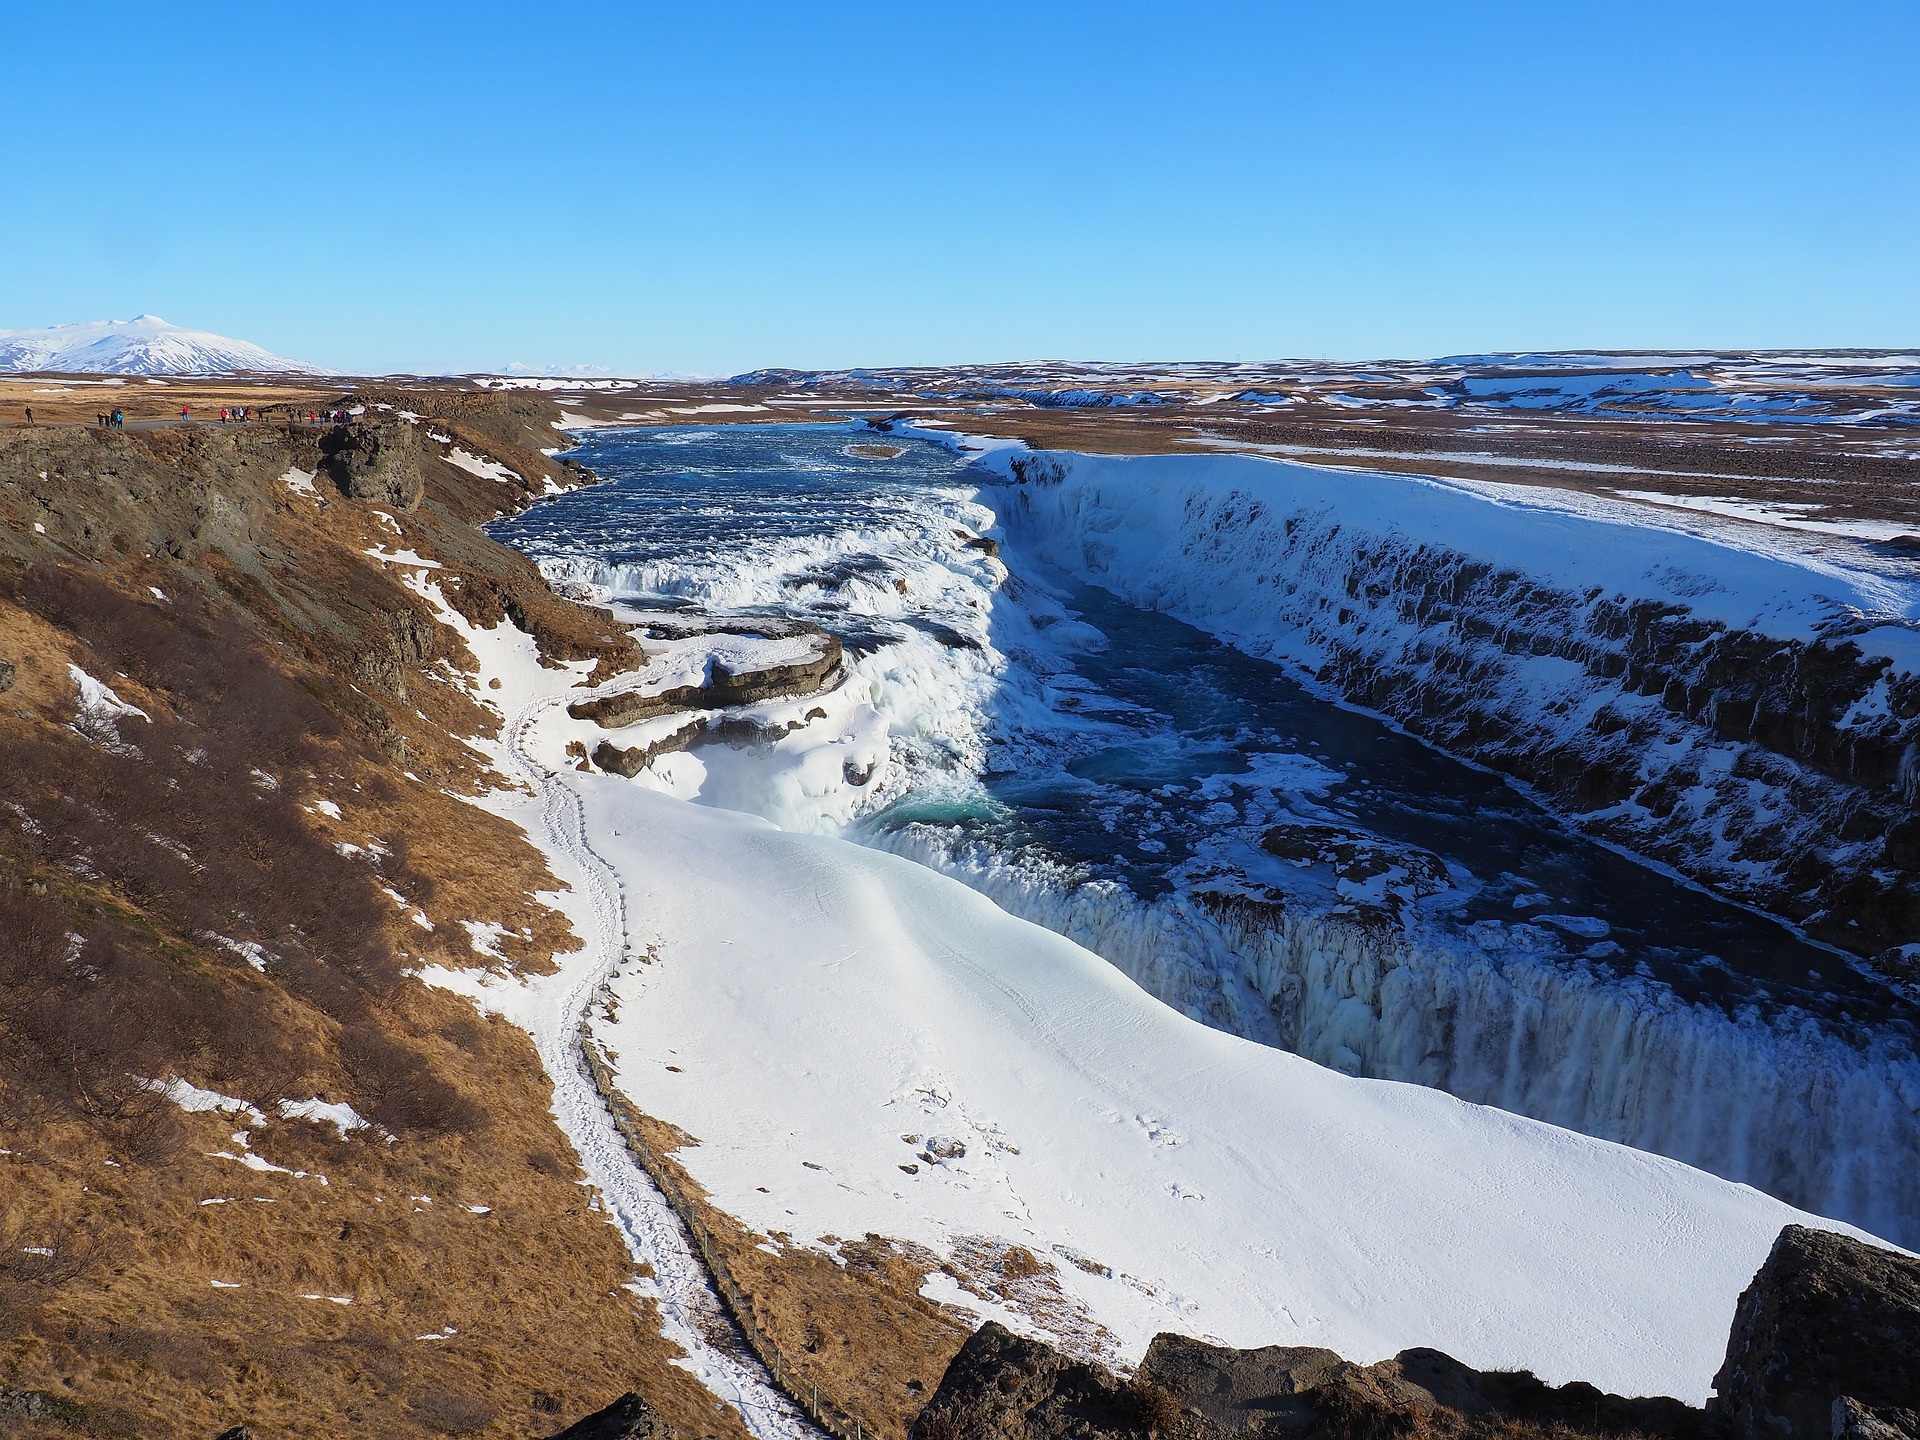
[981,450,1917,648]
[573,781,1855,1404]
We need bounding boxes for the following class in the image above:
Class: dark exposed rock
[954,528,1001,557]
[1709,1225,1920,1440]
[1831,1396,1920,1440]
[594,723,705,778]
[542,1390,674,1440]
[570,631,843,728]
[911,1321,1189,1440]
[1,1387,86,1425]
[914,1322,1705,1440]
[0,657,13,693]
[592,707,830,777]
[321,418,426,510]
[1140,1333,1701,1439]
[1136,1335,1347,1432]
[212,1426,254,1440]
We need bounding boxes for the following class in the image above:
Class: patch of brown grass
[0,407,753,1439]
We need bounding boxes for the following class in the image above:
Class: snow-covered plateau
[389,422,1920,1414]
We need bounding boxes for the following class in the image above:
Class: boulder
[1710,1225,1920,1440]
[0,657,13,693]
[1831,1397,1920,1440]
[909,1321,1184,1440]
[1134,1335,1349,1432]
[542,1390,673,1440]
[1136,1333,1699,1438]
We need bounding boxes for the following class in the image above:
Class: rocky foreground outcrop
[542,1390,675,1440]
[909,1323,1701,1440]
[1710,1226,1920,1440]
[910,1226,1920,1440]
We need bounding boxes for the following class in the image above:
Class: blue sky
[4,3,1914,375]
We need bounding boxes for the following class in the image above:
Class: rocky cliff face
[322,416,428,510]
[1300,541,1920,959]
[999,453,1920,969]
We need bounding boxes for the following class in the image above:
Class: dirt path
[502,696,816,1440]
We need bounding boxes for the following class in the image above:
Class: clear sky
[5,3,1915,375]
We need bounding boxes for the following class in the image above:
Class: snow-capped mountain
[0,315,325,376]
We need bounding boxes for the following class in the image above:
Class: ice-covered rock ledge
[981,450,1920,969]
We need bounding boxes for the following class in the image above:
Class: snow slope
[395,572,810,1440]
[515,781,1851,1406]
[396,548,1856,1408]
[0,315,323,375]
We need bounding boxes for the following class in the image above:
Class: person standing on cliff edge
[23,407,31,424]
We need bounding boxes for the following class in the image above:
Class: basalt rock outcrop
[570,629,844,729]
[910,1323,1700,1440]
[542,1390,675,1440]
[1709,1225,1920,1440]
[591,707,829,778]
[321,416,426,510]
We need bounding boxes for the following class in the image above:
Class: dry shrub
[410,1389,502,1436]
[0,560,475,1145]
[341,1023,485,1137]
[1130,1378,1187,1436]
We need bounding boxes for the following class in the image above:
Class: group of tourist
[11,400,352,428]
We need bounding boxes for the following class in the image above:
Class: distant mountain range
[0,315,325,376]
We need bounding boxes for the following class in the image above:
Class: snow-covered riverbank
[400,552,1873,1411]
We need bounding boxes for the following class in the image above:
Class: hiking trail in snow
[493,693,815,1439]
